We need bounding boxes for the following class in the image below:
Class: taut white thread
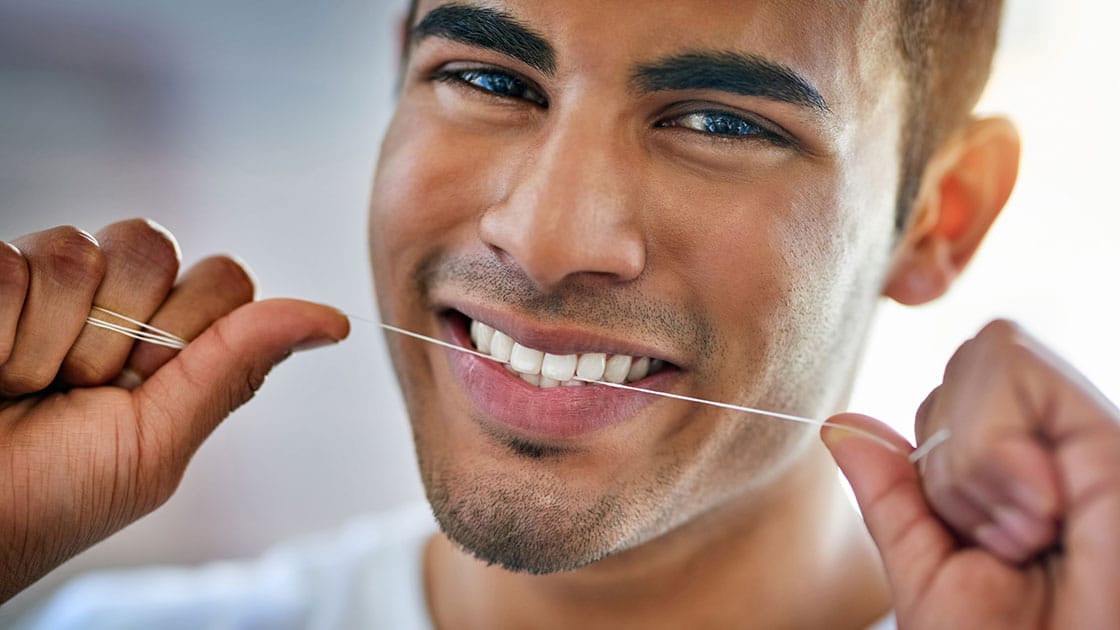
[82,307,947,462]
[85,306,187,350]
[368,318,947,463]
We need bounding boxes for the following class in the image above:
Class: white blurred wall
[0,0,1117,621]
[849,1,1120,433]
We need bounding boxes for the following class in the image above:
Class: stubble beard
[415,424,680,574]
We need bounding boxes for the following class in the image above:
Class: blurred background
[1,0,1117,620]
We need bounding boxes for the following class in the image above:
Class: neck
[425,443,890,629]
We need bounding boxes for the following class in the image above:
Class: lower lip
[441,316,680,440]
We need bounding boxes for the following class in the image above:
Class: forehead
[413,0,902,118]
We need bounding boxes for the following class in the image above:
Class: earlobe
[884,117,1021,306]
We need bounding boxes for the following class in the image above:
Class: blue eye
[440,68,547,106]
[661,111,787,145]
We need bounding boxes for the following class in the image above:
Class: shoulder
[17,504,437,630]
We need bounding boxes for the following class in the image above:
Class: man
[2,1,1117,628]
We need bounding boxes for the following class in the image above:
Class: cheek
[657,166,847,341]
[370,106,520,259]
[651,164,863,411]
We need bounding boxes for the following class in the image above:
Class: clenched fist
[0,219,348,602]
[825,321,1120,628]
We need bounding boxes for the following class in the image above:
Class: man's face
[370,0,906,572]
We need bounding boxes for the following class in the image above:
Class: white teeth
[604,355,632,384]
[470,320,495,354]
[575,353,607,381]
[510,343,544,375]
[541,353,578,382]
[468,319,666,389]
[490,330,514,362]
[627,356,650,382]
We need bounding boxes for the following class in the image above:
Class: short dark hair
[894,0,1004,229]
[402,1,1005,229]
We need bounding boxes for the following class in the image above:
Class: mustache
[418,253,718,362]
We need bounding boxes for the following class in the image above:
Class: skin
[373,0,904,627]
[0,1,1116,628]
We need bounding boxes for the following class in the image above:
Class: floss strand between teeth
[79,308,946,463]
[376,322,943,462]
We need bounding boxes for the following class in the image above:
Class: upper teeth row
[469,319,663,388]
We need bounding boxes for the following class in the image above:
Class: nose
[479,118,646,290]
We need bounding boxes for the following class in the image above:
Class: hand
[823,320,1119,629]
[0,220,349,602]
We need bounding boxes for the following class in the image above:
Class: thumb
[822,413,954,606]
[135,298,350,457]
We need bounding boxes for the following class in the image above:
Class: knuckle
[978,318,1023,341]
[39,226,107,285]
[60,353,121,387]
[0,365,55,395]
[976,319,1042,371]
[98,218,182,278]
[974,319,1032,356]
[945,446,984,486]
[943,339,975,380]
[0,241,29,288]
[203,255,257,304]
[945,319,1034,380]
[914,385,940,434]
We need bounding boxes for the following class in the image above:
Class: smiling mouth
[460,315,670,388]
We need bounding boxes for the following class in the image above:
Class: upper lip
[437,300,686,369]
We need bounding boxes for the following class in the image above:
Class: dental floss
[78,307,946,462]
[85,306,187,350]
[371,318,945,463]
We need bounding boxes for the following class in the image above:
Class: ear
[884,117,1021,306]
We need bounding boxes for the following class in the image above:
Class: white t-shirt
[16,504,438,630]
[16,504,896,629]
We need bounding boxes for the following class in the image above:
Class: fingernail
[992,504,1044,548]
[76,228,100,247]
[227,254,259,301]
[112,368,144,391]
[1009,482,1050,518]
[820,425,852,448]
[974,523,1026,563]
[144,218,182,264]
[294,336,339,353]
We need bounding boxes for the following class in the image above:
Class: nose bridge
[479,111,646,289]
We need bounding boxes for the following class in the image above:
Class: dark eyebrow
[412,4,556,76]
[634,52,829,113]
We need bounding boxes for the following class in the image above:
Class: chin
[418,438,669,574]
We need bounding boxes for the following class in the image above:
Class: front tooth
[539,376,560,388]
[490,331,514,362]
[520,372,541,386]
[627,356,650,383]
[604,355,632,383]
[575,353,606,381]
[472,320,495,354]
[510,343,544,375]
[562,379,583,387]
[541,353,577,381]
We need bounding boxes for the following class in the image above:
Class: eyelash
[433,68,548,107]
[655,111,791,147]
[433,67,791,147]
